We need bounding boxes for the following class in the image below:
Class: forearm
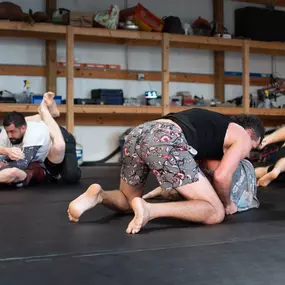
[0,145,41,171]
[0,146,9,156]
[0,159,28,170]
[265,127,285,145]
[213,174,232,207]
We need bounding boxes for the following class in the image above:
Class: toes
[44,92,55,99]
[126,219,142,234]
[67,209,79,222]
[126,225,132,234]
[126,221,134,234]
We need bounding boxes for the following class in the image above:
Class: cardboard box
[70,12,94,27]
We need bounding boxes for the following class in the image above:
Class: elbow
[213,170,227,185]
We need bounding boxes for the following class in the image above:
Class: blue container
[32,95,62,104]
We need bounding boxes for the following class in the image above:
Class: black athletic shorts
[44,157,62,178]
[44,126,78,180]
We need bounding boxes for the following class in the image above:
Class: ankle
[144,201,154,221]
[271,168,281,176]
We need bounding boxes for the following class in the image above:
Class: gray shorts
[203,159,259,212]
[120,121,200,190]
[230,159,259,212]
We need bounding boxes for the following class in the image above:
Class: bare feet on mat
[68,184,103,222]
[44,92,60,118]
[257,168,280,187]
[126,197,150,234]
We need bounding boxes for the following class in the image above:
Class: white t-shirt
[0,121,51,162]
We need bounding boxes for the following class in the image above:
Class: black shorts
[44,126,74,178]
[44,157,62,178]
[44,126,81,184]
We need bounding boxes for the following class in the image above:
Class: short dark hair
[3,111,27,128]
[230,114,265,143]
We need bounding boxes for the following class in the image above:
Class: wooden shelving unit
[234,0,285,7]
[0,18,285,131]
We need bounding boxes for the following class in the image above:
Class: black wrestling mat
[1,165,285,284]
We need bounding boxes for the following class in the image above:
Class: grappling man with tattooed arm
[0,111,51,186]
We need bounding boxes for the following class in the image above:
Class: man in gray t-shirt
[143,159,259,213]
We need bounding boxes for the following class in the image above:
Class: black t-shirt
[162,108,233,160]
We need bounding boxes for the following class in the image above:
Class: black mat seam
[2,233,285,263]
[0,200,72,206]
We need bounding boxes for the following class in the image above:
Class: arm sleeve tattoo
[0,146,42,170]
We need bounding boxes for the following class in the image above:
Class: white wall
[1,0,285,162]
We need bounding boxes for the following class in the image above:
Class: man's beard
[9,137,23,145]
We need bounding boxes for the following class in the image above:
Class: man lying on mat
[67,108,264,234]
[24,92,81,186]
[0,92,81,188]
[0,109,51,186]
[255,126,285,187]
[143,159,259,213]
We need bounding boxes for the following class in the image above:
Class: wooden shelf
[1,20,285,130]
[0,103,66,113]
[0,22,285,56]
[170,106,244,115]
[233,0,285,7]
[73,105,162,114]
[0,65,271,86]
[1,104,283,118]
[250,108,285,117]
[170,34,242,52]
[0,103,284,126]
[73,26,162,46]
[0,22,66,40]
[0,104,161,115]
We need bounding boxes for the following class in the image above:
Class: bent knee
[7,167,22,178]
[53,141,66,154]
[205,205,225,225]
[2,167,24,183]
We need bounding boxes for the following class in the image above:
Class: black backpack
[162,16,185,34]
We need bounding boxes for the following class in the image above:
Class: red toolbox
[119,3,164,32]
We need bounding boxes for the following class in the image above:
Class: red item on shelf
[119,3,164,32]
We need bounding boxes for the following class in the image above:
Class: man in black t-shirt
[68,108,264,234]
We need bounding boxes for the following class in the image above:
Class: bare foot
[257,168,280,187]
[67,184,103,222]
[255,166,270,179]
[38,97,49,115]
[143,186,181,201]
[126,197,151,234]
[142,187,163,199]
[44,92,60,118]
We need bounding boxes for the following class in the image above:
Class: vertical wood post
[66,26,74,133]
[242,41,250,113]
[162,33,170,115]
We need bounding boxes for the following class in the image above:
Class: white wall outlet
[138,73,145,80]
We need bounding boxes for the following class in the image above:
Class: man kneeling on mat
[68,108,264,234]
[143,159,259,213]
[0,92,81,188]
[255,125,285,187]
